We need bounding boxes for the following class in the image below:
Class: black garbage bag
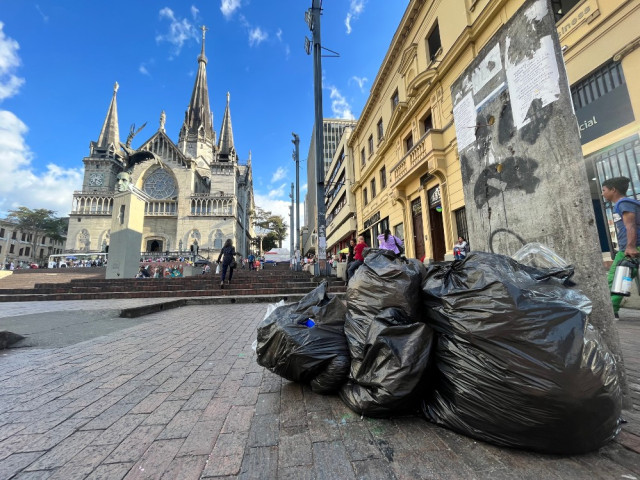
[256,282,350,394]
[421,251,622,454]
[339,249,434,417]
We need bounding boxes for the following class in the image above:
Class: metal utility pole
[290,183,295,264]
[306,0,326,276]
[292,133,301,271]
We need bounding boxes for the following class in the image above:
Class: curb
[119,293,347,318]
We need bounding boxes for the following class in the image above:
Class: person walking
[377,229,404,256]
[217,239,236,289]
[347,236,368,281]
[248,253,255,271]
[602,176,640,317]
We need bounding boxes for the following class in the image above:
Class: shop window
[363,188,368,206]
[368,135,374,157]
[377,118,384,142]
[421,112,433,135]
[552,0,582,22]
[571,61,626,111]
[371,178,377,199]
[426,21,441,63]
[391,89,399,111]
[380,166,387,190]
[405,133,414,153]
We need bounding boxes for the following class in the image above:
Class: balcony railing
[190,194,235,217]
[390,129,444,186]
[71,192,114,215]
[145,201,178,216]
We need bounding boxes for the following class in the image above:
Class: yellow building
[348,0,639,260]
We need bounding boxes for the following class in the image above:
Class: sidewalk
[0,301,638,479]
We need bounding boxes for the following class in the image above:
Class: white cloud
[0,110,82,216]
[156,8,198,57]
[0,23,25,101]
[248,27,268,47]
[345,0,366,34]
[328,86,355,120]
[139,64,150,76]
[276,29,283,42]
[191,5,199,20]
[0,27,82,216]
[271,166,287,183]
[350,75,368,93]
[268,183,286,199]
[221,0,242,19]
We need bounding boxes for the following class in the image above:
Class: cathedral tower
[178,25,216,173]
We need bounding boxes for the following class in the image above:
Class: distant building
[65,28,255,258]
[0,219,64,268]
[324,127,357,255]
[303,118,357,255]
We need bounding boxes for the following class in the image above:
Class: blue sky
[0,1,407,237]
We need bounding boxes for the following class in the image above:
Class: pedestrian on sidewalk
[602,176,640,317]
[217,239,236,289]
[347,236,368,281]
[377,229,404,257]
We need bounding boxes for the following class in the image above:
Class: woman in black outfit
[217,239,236,289]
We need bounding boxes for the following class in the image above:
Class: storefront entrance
[411,198,425,260]
[428,186,446,261]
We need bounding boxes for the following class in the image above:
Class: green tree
[265,215,288,248]
[262,232,278,252]
[6,207,67,262]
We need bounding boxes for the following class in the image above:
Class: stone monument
[106,182,145,280]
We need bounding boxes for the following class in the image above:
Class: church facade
[65,29,255,258]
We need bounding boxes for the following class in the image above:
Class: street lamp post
[306,0,327,276]
[292,132,301,271]
[289,183,295,267]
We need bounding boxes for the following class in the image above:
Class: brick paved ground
[0,303,638,479]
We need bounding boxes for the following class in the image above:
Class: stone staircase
[0,263,347,302]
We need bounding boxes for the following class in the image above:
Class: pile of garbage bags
[255,247,622,454]
[339,250,434,417]
[421,252,621,454]
[255,282,350,394]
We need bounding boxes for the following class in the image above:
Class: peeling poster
[453,92,477,152]
[505,35,560,129]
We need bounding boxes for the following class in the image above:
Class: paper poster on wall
[472,43,503,95]
[452,92,477,152]
[505,35,560,129]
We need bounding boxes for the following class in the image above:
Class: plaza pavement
[0,299,638,479]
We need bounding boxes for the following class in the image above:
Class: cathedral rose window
[143,170,176,199]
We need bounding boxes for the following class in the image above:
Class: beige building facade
[0,219,64,268]
[66,31,255,259]
[347,0,639,261]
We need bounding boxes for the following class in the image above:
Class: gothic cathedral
[65,28,255,258]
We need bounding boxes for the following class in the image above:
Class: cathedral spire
[218,91,235,160]
[96,82,120,148]
[179,25,214,146]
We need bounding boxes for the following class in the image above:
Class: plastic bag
[512,242,575,283]
[256,282,350,394]
[215,263,220,275]
[339,249,434,417]
[421,251,622,454]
